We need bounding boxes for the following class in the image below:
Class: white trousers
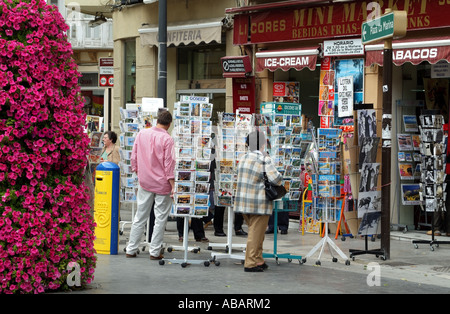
[126,185,172,257]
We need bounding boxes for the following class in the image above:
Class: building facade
[226,0,450,230]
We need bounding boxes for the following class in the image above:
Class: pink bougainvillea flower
[0,0,96,294]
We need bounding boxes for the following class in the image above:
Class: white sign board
[431,63,450,78]
[337,76,354,117]
[323,39,364,57]
[142,97,164,112]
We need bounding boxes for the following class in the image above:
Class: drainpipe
[158,0,167,107]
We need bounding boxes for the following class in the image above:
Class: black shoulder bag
[263,160,287,201]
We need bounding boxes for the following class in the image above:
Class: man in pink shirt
[126,110,175,260]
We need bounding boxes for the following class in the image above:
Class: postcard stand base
[209,207,246,266]
[302,199,350,266]
[412,211,450,251]
[159,216,211,267]
[349,235,386,260]
[263,201,303,265]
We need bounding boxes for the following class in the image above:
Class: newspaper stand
[263,199,303,265]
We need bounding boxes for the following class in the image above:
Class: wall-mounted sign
[232,77,255,114]
[323,39,364,56]
[221,56,252,78]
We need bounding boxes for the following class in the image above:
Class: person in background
[126,110,176,260]
[101,131,120,164]
[234,130,282,272]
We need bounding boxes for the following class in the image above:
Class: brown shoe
[126,253,137,258]
[150,254,164,260]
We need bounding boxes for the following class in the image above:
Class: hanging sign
[337,76,354,117]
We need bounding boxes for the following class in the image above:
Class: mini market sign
[361,11,407,45]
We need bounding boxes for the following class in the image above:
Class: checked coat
[234,151,283,215]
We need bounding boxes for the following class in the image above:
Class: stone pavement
[64,205,450,296]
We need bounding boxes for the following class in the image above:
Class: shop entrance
[395,62,450,232]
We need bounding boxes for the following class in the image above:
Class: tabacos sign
[393,48,438,62]
[366,46,449,66]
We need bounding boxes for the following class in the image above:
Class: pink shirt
[131,126,175,195]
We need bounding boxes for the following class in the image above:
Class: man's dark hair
[157,110,172,126]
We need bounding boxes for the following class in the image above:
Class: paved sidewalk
[64,208,450,295]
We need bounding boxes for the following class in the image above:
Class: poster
[337,76,354,117]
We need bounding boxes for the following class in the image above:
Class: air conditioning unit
[89,13,107,28]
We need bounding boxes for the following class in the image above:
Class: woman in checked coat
[234,130,282,272]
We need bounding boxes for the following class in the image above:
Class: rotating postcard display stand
[208,112,249,265]
[302,125,350,266]
[160,96,214,267]
[118,100,164,253]
[413,112,450,251]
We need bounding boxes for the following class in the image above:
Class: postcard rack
[118,102,165,253]
[160,96,215,267]
[302,124,350,266]
[412,111,450,251]
[208,112,250,264]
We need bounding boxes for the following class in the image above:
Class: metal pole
[158,0,167,107]
[381,39,392,260]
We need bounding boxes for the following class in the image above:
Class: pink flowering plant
[0,0,96,293]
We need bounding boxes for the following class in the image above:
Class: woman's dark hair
[157,110,173,126]
[246,130,267,151]
[105,131,117,144]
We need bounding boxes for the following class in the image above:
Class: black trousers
[268,211,289,232]
[213,206,243,233]
[176,217,205,239]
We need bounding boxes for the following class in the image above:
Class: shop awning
[365,36,450,67]
[138,18,223,47]
[255,47,319,72]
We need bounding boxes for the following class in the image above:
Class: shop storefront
[226,0,450,231]
[136,15,232,125]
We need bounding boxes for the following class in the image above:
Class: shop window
[402,62,449,123]
[177,44,226,80]
[124,40,136,104]
[275,67,320,126]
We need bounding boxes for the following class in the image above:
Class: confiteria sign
[233,0,450,44]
